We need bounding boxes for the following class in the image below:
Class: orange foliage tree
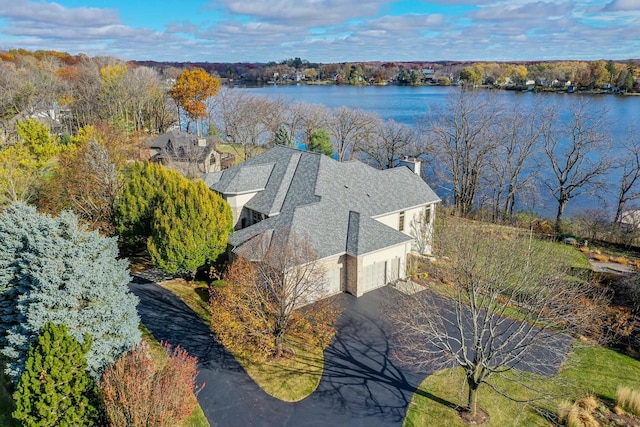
[209,231,340,360]
[99,342,201,427]
[169,68,220,135]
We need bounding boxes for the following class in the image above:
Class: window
[424,206,432,223]
[399,211,405,231]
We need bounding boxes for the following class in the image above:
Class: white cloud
[603,0,640,11]
[215,0,391,26]
[0,0,119,27]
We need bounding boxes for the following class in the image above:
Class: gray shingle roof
[210,146,440,260]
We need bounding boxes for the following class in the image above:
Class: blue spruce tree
[0,202,141,383]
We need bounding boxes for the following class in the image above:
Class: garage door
[363,261,387,292]
[323,258,345,296]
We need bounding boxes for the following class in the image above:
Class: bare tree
[356,118,420,169]
[289,102,330,147]
[386,219,599,420]
[327,106,377,162]
[485,102,545,222]
[543,99,614,232]
[210,230,339,360]
[614,128,640,224]
[427,89,501,217]
[212,89,272,160]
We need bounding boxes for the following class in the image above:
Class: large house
[204,146,440,298]
[143,130,234,178]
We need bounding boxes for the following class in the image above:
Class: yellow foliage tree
[169,68,220,135]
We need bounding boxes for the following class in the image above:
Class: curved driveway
[129,278,571,426]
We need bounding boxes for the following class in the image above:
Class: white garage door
[322,257,345,296]
[363,261,387,292]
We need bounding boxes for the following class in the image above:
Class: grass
[616,386,640,416]
[160,280,325,402]
[216,143,268,165]
[404,343,640,426]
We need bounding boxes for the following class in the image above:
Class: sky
[0,0,638,63]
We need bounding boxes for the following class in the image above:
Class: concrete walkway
[129,277,571,427]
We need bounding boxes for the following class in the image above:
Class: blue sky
[0,0,638,62]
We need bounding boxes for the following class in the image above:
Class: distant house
[620,210,640,229]
[204,146,440,298]
[142,130,234,178]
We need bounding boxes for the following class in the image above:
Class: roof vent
[344,184,349,188]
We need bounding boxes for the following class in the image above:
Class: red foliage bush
[99,342,202,427]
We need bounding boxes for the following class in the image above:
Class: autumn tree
[39,136,120,234]
[542,100,613,232]
[115,162,233,275]
[12,322,99,426]
[209,231,339,360]
[0,203,141,383]
[386,218,599,420]
[99,342,200,427]
[170,68,220,135]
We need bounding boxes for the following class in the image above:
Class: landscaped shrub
[557,396,600,427]
[99,341,200,427]
[616,386,640,416]
[612,256,630,265]
[12,323,99,426]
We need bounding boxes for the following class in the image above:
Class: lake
[238,84,640,218]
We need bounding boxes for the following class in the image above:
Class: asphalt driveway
[129,278,571,426]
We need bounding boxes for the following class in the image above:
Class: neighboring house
[143,130,234,178]
[204,146,440,298]
[620,210,640,229]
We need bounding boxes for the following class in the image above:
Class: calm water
[240,84,640,217]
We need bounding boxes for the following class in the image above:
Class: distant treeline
[1,48,638,91]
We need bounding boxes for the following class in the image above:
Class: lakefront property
[204,145,440,298]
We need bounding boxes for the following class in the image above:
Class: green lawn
[216,143,268,165]
[160,280,325,402]
[404,343,640,426]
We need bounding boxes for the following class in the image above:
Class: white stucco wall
[373,205,427,236]
[224,192,259,227]
[373,203,436,255]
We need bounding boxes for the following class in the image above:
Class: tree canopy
[115,162,233,275]
[0,202,141,383]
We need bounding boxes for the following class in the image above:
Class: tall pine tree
[0,203,140,383]
[116,162,233,276]
[12,322,98,427]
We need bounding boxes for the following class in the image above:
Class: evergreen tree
[274,125,295,147]
[308,128,334,157]
[0,203,140,383]
[12,322,98,427]
[116,162,233,275]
